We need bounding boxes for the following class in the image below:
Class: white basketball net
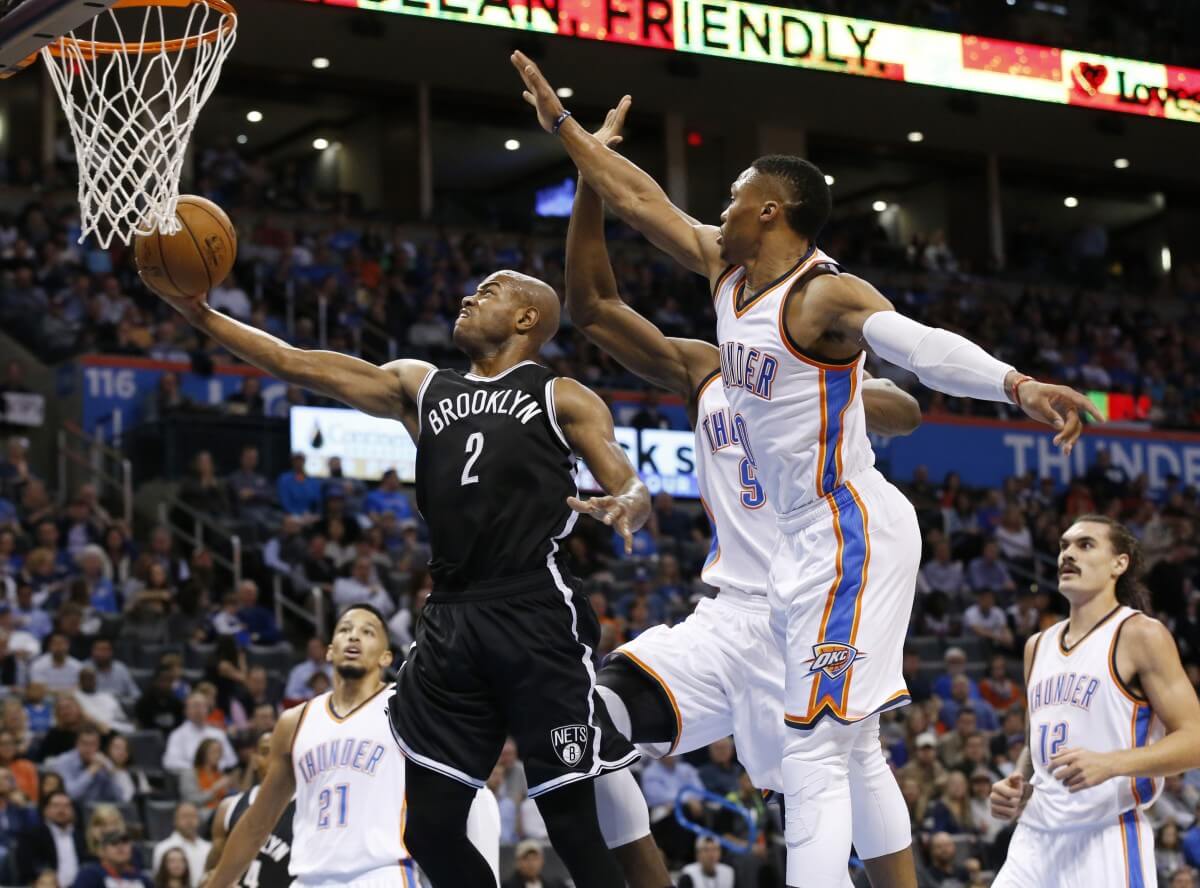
[40,0,237,248]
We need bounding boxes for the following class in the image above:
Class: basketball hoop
[40,0,237,248]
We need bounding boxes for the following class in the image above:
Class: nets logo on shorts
[550,725,589,767]
[804,642,864,680]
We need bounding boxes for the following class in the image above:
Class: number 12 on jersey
[317,784,349,829]
[1037,721,1069,766]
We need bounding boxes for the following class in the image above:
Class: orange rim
[43,0,236,58]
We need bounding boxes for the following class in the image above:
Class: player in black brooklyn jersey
[207,732,295,888]
[141,187,652,886]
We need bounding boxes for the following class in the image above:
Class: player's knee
[593,768,650,849]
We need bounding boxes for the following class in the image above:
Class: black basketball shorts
[388,569,638,797]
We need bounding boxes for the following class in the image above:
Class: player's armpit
[1110,615,1200,778]
[207,708,301,888]
[861,378,921,437]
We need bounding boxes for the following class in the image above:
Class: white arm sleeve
[861,310,1015,403]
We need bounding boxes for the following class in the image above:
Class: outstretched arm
[206,706,301,888]
[803,273,1100,452]
[512,57,724,283]
[565,123,714,400]
[1051,616,1200,790]
[553,378,651,554]
[141,278,433,426]
[860,377,921,437]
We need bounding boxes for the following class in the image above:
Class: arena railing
[271,573,327,642]
[156,498,242,590]
[57,420,132,527]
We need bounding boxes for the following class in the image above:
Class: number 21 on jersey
[317,784,349,829]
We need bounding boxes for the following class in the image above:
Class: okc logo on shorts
[550,725,589,767]
[804,642,864,680]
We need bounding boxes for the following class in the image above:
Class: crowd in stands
[1,370,1199,884]
[0,183,1197,430]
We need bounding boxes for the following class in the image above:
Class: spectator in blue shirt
[932,647,982,702]
[611,527,656,559]
[967,541,1016,596]
[1182,802,1200,867]
[12,585,52,641]
[76,546,119,615]
[698,738,743,798]
[44,728,124,806]
[235,580,281,646]
[22,682,52,737]
[364,469,413,523]
[0,766,37,876]
[642,755,704,810]
[276,454,322,518]
[322,457,365,516]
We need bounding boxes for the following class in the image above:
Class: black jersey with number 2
[415,361,577,595]
[225,787,295,888]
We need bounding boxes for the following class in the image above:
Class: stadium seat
[130,668,154,694]
[908,636,943,662]
[247,644,293,675]
[952,637,991,662]
[143,798,179,842]
[185,643,215,670]
[127,730,166,770]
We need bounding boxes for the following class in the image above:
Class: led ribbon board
[304,0,1200,123]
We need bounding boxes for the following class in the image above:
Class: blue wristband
[552,109,573,135]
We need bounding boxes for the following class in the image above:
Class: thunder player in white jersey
[990,516,1200,888]
[205,604,500,888]
[513,55,1100,887]
[562,106,921,888]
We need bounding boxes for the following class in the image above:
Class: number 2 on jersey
[461,432,484,486]
[1038,721,1069,766]
[317,784,349,829]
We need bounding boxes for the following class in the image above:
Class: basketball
[133,194,237,299]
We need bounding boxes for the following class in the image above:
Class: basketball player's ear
[515,305,539,333]
[1112,552,1129,578]
[380,649,394,670]
[759,200,779,224]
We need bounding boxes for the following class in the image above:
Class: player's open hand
[989,773,1031,821]
[1015,381,1102,455]
[1049,747,1117,792]
[512,51,566,134]
[592,95,632,149]
[138,271,208,319]
[568,494,639,553]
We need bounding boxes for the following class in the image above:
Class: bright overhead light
[311,57,330,69]
[1063,196,1079,208]
[556,87,574,99]
[504,139,520,151]
[824,174,835,186]
[1113,157,1130,169]
[907,131,924,142]
[312,137,329,150]
[872,200,888,212]
[1162,245,1172,272]
[246,110,263,123]
[236,134,248,145]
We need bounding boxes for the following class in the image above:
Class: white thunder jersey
[1022,607,1164,831]
[694,369,771,596]
[290,684,408,883]
[713,248,874,517]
